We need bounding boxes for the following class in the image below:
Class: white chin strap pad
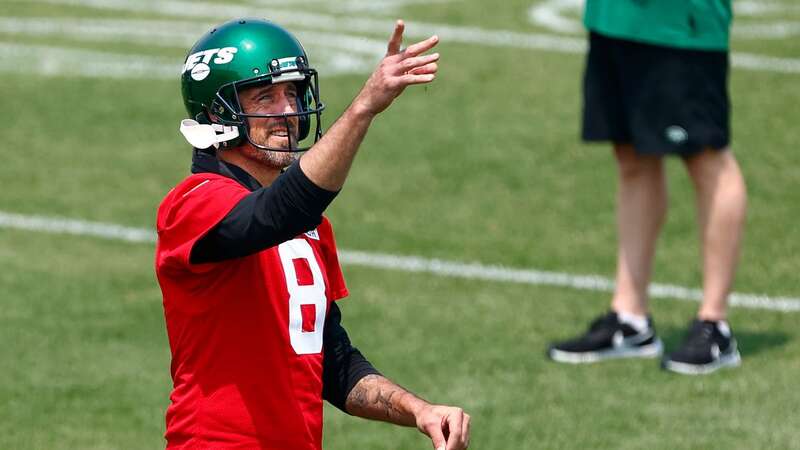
[179,119,240,149]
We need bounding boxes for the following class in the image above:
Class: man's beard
[241,144,300,170]
[245,120,301,169]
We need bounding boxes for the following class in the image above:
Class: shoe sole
[661,350,742,375]
[548,339,664,364]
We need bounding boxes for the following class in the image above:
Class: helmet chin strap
[179,119,240,149]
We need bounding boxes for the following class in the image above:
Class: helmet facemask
[209,59,324,153]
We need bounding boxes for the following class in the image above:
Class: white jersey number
[278,239,327,355]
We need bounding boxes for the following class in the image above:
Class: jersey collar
[190,149,262,192]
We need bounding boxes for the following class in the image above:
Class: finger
[424,422,447,450]
[402,35,439,58]
[386,20,405,56]
[395,53,439,75]
[396,73,436,85]
[444,413,464,450]
[462,414,471,449]
[408,62,438,76]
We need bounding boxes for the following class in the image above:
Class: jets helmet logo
[183,47,239,81]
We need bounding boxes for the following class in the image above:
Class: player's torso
[162,227,337,449]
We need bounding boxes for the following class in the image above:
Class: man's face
[238,81,301,168]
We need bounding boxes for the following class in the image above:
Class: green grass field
[2,1,799,449]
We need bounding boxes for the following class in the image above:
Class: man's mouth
[269,128,291,138]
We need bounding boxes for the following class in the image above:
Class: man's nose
[278,93,297,113]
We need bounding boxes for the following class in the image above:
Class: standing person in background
[547,0,747,375]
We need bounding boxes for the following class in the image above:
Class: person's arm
[321,302,470,450]
[321,303,382,411]
[345,374,471,450]
[191,21,439,263]
[190,162,337,263]
[299,20,440,191]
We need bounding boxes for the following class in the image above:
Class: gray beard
[244,146,300,170]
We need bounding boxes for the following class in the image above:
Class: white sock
[617,311,649,333]
[715,320,731,337]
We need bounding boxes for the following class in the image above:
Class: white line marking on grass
[528,0,583,34]
[0,18,385,78]
[0,211,157,244]
[0,42,179,79]
[736,1,800,16]
[734,21,800,40]
[249,0,456,14]
[0,17,202,47]
[731,52,800,74]
[0,17,387,57]
[27,0,800,74]
[1,211,798,313]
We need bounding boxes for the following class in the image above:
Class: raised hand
[352,20,440,117]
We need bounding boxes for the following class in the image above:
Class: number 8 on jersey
[278,239,328,355]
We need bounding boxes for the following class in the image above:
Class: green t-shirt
[584,0,732,51]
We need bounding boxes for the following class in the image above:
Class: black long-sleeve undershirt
[190,160,338,263]
[322,303,381,412]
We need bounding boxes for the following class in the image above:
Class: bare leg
[610,144,668,316]
[683,148,747,321]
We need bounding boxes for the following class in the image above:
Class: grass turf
[1,1,799,448]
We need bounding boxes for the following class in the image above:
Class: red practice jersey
[155,173,348,449]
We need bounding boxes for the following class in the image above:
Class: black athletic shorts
[582,31,730,156]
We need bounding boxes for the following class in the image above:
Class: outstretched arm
[191,21,439,263]
[346,374,471,450]
[299,20,440,191]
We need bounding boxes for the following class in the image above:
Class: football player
[156,18,470,450]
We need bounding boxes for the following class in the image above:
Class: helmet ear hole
[196,110,212,125]
[203,103,222,124]
[209,98,225,123]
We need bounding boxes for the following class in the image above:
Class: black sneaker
[547,311,663,364]
[662,319,741,375]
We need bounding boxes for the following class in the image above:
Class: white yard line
[1,211,797,313]
[0,43,179,79]
[0,19,387,78]
[731,52,800,74]
[248,0,456,14]
[0,17,387,56]
[734,21,800,40]
[21,0,800,75]
[0,17,204,46]
[736,1,800,16]
[528,0,583,34]
[0,211,157,244]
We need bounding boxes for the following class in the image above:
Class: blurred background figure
[547,0,747,375]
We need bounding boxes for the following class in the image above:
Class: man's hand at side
[415,403,471,450]
[345,374,470,450]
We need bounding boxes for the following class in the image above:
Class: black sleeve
[322,302,381,413]
[190,162,339,263]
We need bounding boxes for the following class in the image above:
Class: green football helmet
[180,18,324,152]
